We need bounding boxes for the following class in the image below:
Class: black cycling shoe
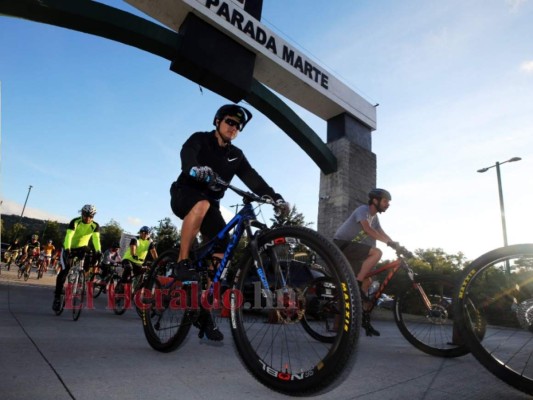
[362,312,380,337]
[193,309,224,341]
[52,297,61,312]
[170,259,199,281]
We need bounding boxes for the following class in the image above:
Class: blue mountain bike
[140,177,361,395]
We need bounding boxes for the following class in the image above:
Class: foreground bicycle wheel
[454,244,533,395]
[230,226,360,395]
[394,277,470,357]
[141,249,192,352]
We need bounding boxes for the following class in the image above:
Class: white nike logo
[228,157,238,162]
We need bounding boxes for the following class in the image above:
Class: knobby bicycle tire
[394,276,470,357]
[454,243,533,395]
[141,249,192,352]
[229,226,360,395]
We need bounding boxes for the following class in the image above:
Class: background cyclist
[169,103,289,341]
[99,242,122,283]
[120,226,157,285]
[42,239,56,273]
[18,234,41,275]
[53,204,102,312]
[333,188,399,336]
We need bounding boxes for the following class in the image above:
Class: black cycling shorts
[333,239,371,273]
[170,182,226,242]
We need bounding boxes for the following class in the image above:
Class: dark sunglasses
[82,213,94,218]
[223,118,242,129]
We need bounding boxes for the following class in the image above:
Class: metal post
[20,185,33,219]
[477,157,521,275]
[495,162,508,247]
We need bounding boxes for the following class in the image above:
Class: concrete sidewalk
[0,267,530,399]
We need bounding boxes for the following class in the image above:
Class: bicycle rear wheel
[230,226,360,395]
[113,281,128,315]
[394,277,469,357]
[71,269,85,321]
[141,249,192,352]
[300,276,339,343]
[92,273,105,298]
[454,243,533,395]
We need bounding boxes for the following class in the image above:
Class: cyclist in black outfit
[170,103,289,341]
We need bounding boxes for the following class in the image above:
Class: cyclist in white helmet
[52,204,102,312]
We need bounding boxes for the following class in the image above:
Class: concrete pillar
[317,113,376,239]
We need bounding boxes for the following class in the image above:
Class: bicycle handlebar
[396,246,414,259]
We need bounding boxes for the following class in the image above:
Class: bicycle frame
[174,199,272,296]
[364,256,432,313]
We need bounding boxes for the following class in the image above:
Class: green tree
[154,218,179,253]
[4,221,27,244]
[100,219,123,251]
[41,220,64,247]
[414,248,466,274]
[270,204,313,228]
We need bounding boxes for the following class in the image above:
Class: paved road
[0,266,530,400]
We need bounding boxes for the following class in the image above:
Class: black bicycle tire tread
[230,226,360,395]
[141,249,192,352]
[72,270,85,321]
[454,243,533,395]
[394,277,470,357]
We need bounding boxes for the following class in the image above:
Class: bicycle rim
[455,243,533,395]
[230,226,360,395]
[72,271,85,321]
[141,249,192,352]
[394,277,469,357]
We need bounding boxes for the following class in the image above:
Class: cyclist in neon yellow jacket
[52,204,102,312]
[120,225,158,284]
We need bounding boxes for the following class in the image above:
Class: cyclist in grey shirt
[333,188,399,336]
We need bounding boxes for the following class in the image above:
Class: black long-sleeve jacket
[175,131,280,201]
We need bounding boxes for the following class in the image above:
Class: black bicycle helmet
[213,104,253,131]
[368,188,392,201]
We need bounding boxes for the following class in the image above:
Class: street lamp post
[20,185,33,219]
[477,157,521,273]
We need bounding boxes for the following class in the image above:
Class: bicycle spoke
[456,244,533,395]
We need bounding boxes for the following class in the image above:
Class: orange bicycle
[303,245,470,357]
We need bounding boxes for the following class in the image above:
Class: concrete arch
[0,0,337,173]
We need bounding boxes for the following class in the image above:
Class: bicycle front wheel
[230,226,360,396]
[141,249,192,352]
[72,270,85,321]
[454,244,533,395]
[394,277,469,357]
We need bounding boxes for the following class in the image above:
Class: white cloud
[507,0,528,12]
[1,199,69,223]
[126,216,142,227]
[520,60,533,73]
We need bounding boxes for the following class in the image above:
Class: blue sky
[1,0,532,261]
